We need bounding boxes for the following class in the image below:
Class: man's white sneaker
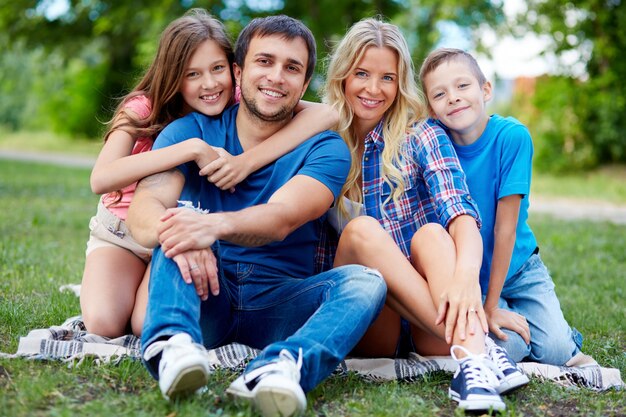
[449,345,506,412]
[227,349,306,417]
[486,336,530,394]
[143,333,211,400]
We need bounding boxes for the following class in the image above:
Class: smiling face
[234,34,309,123]
[423,58,492,144]
[180,39,233,117]
[344,46,399,139]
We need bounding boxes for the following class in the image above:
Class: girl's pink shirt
[100,95,154,220]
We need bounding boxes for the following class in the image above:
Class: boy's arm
[484,194,531,343]
[90,129,218,194]
[199,101,339,190]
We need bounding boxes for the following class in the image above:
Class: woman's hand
[435,275,488,344]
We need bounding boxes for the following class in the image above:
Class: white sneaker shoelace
[451,345,502,391]
[485,337,517,373]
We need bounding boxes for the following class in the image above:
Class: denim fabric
[488,253,582,365]
[142,245,386,392]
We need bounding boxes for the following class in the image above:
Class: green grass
[0,159,625,416]
[0,128,101,158]
[2,128,626,204]
[531,164,626,205]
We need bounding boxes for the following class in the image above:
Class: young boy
[419,48,585,367]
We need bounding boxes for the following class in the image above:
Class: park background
[1,0,626,172]
[1,1,625,416]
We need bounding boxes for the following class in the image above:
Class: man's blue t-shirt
[152,105,351,278]
[450,115,537,293]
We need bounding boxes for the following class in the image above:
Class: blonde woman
[322,18,527,411]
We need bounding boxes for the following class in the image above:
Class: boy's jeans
[142,246,386,392]
[490,253,583,365]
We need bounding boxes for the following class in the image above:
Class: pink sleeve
[124,95,152,119]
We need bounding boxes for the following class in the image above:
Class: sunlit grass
[2,128,626,204]
[0,160,624,416]
[531,164,626,204]
[0,127,101,158]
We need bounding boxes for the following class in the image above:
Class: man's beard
[239,79,296,123]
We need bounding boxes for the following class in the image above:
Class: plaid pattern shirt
[315,118,480,270]
[361,118,481,257]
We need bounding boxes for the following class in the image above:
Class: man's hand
[435,275,488,344]
[172,248,219,301]
[485,306,531,344]
[157,208,225,258]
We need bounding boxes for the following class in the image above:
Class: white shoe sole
[498,372,530,394]
[164,365,209,400]
[449,388,506,411]
[255,386,305,417]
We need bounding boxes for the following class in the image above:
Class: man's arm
[157,174,334,258]
[127,169,185,248]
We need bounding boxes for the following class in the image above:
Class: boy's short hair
[234,15,316,82]
[419,48,487,89]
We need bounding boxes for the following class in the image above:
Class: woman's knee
[411,222,449,248]
[342,216,385,244]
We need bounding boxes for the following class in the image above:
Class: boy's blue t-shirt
[152,104,351,278]
[449,115,537,293]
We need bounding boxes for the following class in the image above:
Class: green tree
[395,0,505,67]
[512,0,626,168]
[1,0,504,137]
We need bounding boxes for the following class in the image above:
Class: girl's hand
[192,139,220,172]
[485,306,531,344]
[199,147,250,191]
[435,275,488,344]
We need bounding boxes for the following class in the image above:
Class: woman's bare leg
[410,223,485,355]
[333,216,448,355]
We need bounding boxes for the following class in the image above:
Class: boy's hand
[485,306,530,344]
[199,147,250,191]
[172,248,219,301]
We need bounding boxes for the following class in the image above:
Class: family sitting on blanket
[79,8,587,416]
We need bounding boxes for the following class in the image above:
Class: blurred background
[1,0,624,174]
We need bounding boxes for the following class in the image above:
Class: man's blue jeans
[142,246,387,392]
[489,253,583,365]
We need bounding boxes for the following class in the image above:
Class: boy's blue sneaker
[449,345,506,412]
[486,336,530,394]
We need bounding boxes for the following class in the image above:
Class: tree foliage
[0,0,503,138]
[512,0,626,169]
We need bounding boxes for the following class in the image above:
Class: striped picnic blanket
[1,315,623,392]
